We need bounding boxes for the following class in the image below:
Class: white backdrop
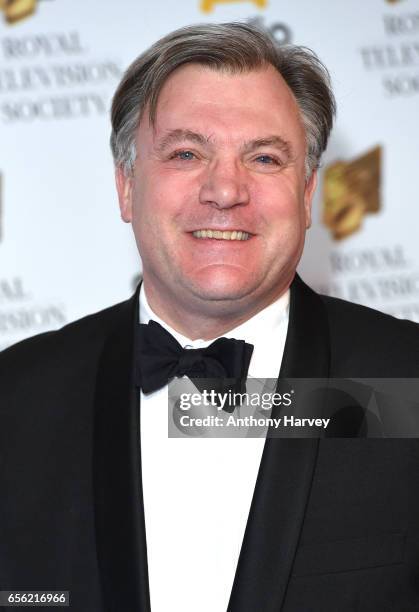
[1,0,418,350]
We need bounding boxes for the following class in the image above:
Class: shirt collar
[139,284,289,378]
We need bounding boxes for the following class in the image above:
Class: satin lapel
[279,274,331,380]
[228,274,331,612]
[93,287,150,612]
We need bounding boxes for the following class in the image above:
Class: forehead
[138,63,305,148]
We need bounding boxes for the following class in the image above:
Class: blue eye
[256,155,278,164]
[176,151,195,160]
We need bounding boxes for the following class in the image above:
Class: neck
[142,277,292,341]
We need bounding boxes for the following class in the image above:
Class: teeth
[192,229,250,241]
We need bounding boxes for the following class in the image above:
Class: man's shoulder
[319,292,419,335]
[318,292,419,374]
[0,296,134,380]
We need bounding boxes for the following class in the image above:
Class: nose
[199,159,250,210]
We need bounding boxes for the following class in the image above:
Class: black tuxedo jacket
[1,275,419,611]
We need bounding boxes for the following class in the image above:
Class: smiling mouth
[192,229,251,241]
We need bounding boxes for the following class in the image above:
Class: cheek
[130,181,161,258]
[131,184,188,266]
[256,174,301,206]
[132,177,165,233]
[259,187,304,228]
[259,193,307,255]
[135,169,195,224]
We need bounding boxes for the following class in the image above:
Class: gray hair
[110,22,336,178]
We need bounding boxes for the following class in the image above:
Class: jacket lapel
[93,289,150,611]
[92,275,330,611]
[228,274,331,612]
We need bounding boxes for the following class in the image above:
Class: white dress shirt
[139,287,289,611]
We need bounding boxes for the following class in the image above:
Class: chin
[184,268,256,303]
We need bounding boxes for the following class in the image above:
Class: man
[1,22,419,612]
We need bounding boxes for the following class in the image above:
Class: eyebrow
[155,129,293,158]
[241,136,292,158]
[155,129,212,154]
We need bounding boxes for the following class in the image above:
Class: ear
[303,169,317,229]
[115,165,133,223]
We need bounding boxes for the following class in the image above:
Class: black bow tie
[136,320,254,394]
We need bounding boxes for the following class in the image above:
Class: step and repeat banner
[1,0,418,349]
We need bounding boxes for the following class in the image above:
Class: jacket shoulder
[0,296,134,382]
[319,294,419,375]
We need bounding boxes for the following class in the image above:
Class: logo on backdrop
[0,276,67,351]
[322,146,382,241]
[0,0,39,24]
[0,29,123,123]
[360,2,419,96]
[200,0,267,13]
[198,0,292,44]
[247,15,292,44]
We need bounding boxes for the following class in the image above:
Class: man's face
[117,63,316,319]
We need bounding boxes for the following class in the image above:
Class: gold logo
[0,0,37,24]
[200,0,267,13]
[323,146,382,241]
